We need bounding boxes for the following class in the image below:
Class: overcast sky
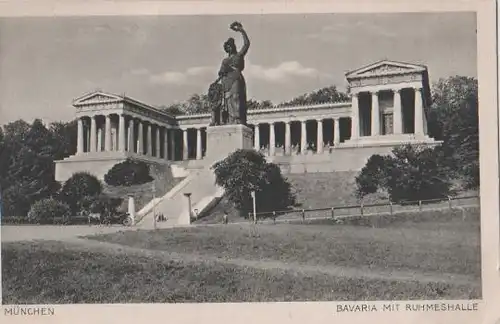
[0,12,476,125]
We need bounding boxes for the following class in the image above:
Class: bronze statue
[208,21,250,126]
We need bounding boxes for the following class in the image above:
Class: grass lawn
[2,240,478,304]
[1,207,481,304]
[89,207,481,277]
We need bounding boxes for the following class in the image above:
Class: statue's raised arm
[230,21,250,57]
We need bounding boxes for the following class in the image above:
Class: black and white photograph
[0,2,493,319]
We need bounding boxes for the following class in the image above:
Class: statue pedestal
[205,124,254,164]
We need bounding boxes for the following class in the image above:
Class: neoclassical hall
[55,60,440,181]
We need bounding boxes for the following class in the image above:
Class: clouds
[142,60,326,87]
[148,66,214,85]
[245,61,327,83]
[307,19,398,42]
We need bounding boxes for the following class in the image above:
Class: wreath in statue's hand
[230,21,243,32]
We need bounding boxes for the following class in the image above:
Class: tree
[159,104,184,116]
[0,120,61,216]
[59,172,103,215]
[104,159,154,186]
[427,76,479,188]
[354,154,389,198]
[49,120,78,160]
[279,86,349,106]
[247,99,274,110]
[212,149,295,216]
[355,145,451,203]
[185,94,211,114]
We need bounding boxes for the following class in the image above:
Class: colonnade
[76,87,427,161]
[350,86,425,139]
[251,117,344,156]
[77,114,176,160]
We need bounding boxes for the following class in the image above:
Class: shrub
[104,159,154,186]
[92,194,124,215]
[59,172,102,215]
[27,198,71,224]
[212,149,295,217]
[355,154,388,198]
[355,145,452,203]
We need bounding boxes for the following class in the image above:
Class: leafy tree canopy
[355,145,452,203]
[427,76,478,188]
[0,118,78,216]
[104,159,154,186]
[158,85,349,115]
[212,149,295,216]
[278,86,349,107]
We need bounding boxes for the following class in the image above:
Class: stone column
[300,120,307,154]
[371,91,380,136]
[196,128,202,160]
[182,129,189,160]
[97,128,103,152]
[119,114,126,152]
[164,128,169,160]
[155,126,161,158]
[90,116,97,152]
[137,121,144,154]
[333,118,340,146]
[284,121,291,155]
[170,129,176,160]
[254,124,260,150]
[77,118,84,154]
[393,89,403,134]
[269,122,276,156]
[350,93,359,139]
[316,119,323,154]
[127,119,134,153]
[414,87,424,136]
[147,123,153,156]
[105,115,112,151]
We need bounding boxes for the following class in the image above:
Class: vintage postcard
[0,0,499,323]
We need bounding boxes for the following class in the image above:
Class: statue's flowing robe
[219,53,247,125]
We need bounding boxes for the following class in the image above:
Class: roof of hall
[345,59,428,78]
[176,100,352,118]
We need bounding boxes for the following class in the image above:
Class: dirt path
[58,237,479,287]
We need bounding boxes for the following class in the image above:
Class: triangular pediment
[346,60,427,79]
[73,91,123,106]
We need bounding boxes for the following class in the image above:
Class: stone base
[205,124,254,164]
[340,134,441,148]
[54,151,170,182]
[266,134,442,173]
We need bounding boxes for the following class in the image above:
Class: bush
[104,159,154,186]
[91,194,124,215]
[212,149,295,217]
[59,172,103,215]
[355,154,388,198]
[355,145,451,203]
[27,198,71,224]
[2,183,32,217]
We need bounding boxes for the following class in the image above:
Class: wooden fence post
[302,209,305,223]
[360,203,364,216]
[331,207,335,220]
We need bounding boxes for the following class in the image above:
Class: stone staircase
[135,167,224,228]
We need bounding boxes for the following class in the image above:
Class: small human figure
[222,210,229,224]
